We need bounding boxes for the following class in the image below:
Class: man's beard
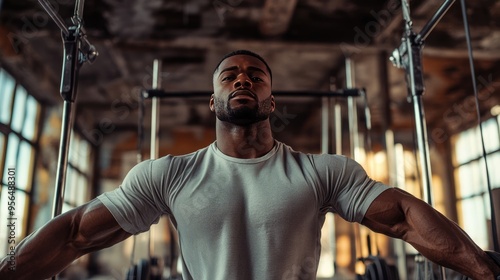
[213,95,273,125]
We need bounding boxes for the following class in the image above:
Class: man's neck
[215,120,275,159]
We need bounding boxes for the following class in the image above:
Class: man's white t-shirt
[98,141,390,280]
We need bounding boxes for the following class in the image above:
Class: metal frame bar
[415,0,456,44]
[142,89,362,99]
[148,59,162,263]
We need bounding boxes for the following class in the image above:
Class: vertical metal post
[393,143,408,280]
[150,59,161,160]
[401,0,439,274]
[51,101,74,218]
[321,80,339,275]
[345,57,359,161]
[334,104,342,155]
[396,0,435,207]
[345,57,366,268]
[38,1,93,279]
[149,59,162,260]
[51,7,82,221]
[411,95,434,206]
[321,97,329,154]
[391,0,448,278]
[331,78,342,155]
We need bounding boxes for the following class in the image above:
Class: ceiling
[1,0,500,173]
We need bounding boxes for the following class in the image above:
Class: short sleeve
[315,155,390,223]
[97,160,162,234]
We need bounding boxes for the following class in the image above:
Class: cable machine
[37,1,97,279]
[37,0,97,217]
[390,0,500,278]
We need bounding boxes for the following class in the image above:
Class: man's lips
[229,89,257,100]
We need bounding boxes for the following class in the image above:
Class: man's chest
[169,166,318,234]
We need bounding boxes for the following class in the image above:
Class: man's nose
[233,74,252,89]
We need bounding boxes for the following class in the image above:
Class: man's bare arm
[362,187,500,279]
[0,198,131,280]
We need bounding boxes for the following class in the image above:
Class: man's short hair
[214,50,273,81]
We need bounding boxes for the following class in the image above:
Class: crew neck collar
[211,140,279,163]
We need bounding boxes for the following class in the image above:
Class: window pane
[62,202,73,214]
[0,70,15,124]
[457,162,483,197]
[76,174,88,205]
[11,85,27,133]
[68,133,78,166]
[454,133,467,164]
[459,197,488,248]
[64,166,75,205]
[16,141,34,191]
[482,118,499,153]
[15,190,28,237]
[22,95,40,141]
[483,192,492,221]
[65,131,94,208]
[79,140,90,173]
[487,152,500,188]
[68,134,91,172]
[473,127,483,158]
[455,128,476,164]
[63,167,71,202]
[454,118,499,251]
[3,134,19,185]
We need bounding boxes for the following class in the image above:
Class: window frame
[453,116,500,250]
[0,70,43,255]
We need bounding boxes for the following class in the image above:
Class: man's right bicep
[74,198,132,253]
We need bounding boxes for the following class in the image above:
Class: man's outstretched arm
[362,187,500,279]
[0,198,132,280]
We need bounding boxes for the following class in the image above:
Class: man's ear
[271,95,275,113]
[209,94,215,112]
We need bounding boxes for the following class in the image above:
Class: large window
[62,131,93,213]
[0,68,41,256]
[0,66,95,258]
[453,116,500,249]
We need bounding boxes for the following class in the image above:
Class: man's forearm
[0,199,131,280]
[363,188,500,279]
[402,202,499,279]
[0,211,83,280]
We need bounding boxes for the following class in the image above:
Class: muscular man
[1,50,499,279]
